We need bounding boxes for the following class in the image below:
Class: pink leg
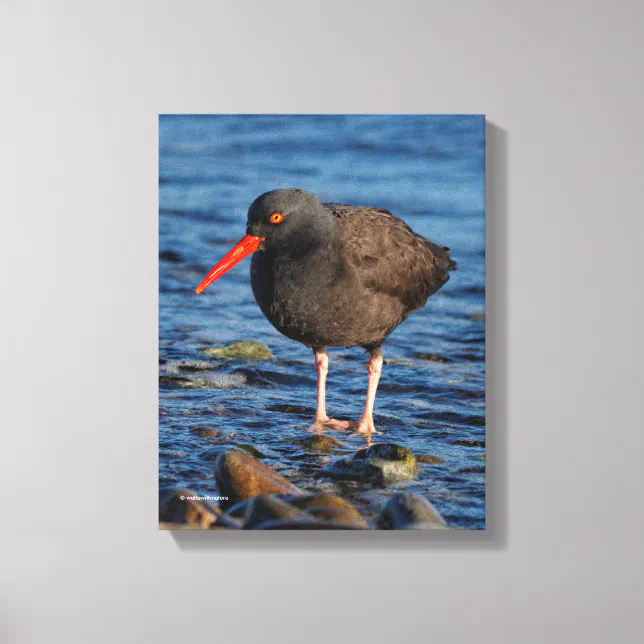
[307,348,355,431]
[307,348,331,430]
[307,348,383,434]
[354,350,383,434]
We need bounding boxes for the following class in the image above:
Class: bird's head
[195,189,331,294]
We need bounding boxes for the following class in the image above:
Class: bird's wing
[324,203,455,312]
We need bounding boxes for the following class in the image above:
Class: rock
[322,443,417,484]
[470,311,485,323]
[414,352,449,363]
[159,249,183,263]
[415,453,445,465]
[252,519,362,530]
[159,373,246,389]
[214,451,302,508]
[242,494,311,529]
[159,488,240,529]
[453,438,485,448]
[288,493,368,528]
[190,425,220,438]
[291,434,344,453]
[376,492,446,529]
[199,340,272,360]
[236,444,266,458]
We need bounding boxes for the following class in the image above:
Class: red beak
[195,234,265,294]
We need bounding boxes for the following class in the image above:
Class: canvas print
[159,115,485,530]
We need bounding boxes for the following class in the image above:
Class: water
[159,115,485,529]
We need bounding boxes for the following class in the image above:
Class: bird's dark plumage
[248,190,455,352]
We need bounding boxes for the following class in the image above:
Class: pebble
[214,451,302,508]
[376,492,446,529]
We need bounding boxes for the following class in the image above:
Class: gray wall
[1,1,643,642]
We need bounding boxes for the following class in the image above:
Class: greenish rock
[376,492,446,530]
[236,444,266,458]
[321,443,417,484]
[291,434,343,453]
[199,340,272,360]
[470,311,485,323]
[415,453,445,465]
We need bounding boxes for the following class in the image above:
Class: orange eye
[270,212,284,224]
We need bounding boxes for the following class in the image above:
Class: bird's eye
[270,212,284,224]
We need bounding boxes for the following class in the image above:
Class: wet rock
[236,444,266,458]
[453,438,485,448]
[159,488,240,529]
[199,340,272,360]
[242,494,311,529]
[214,451,302,508]
[189,426,220,438]
[291,434,343,453]
[159,373,246,389]
[414,352,450,363]
[288,493,368,528]
[252,519,362,530]
[415,453,445,465]
[376,492,446,530]
[159,249,183,263]
[470,311,485,323]
[321,443,417,484]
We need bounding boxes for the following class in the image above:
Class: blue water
[159,115,485,529]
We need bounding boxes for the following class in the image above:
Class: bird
[195,188,455,434]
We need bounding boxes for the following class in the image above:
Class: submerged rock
[453,438,485,448]
[414,352,449,363]
[159,488,240,529]
[415,453,445,465]
[159,373,246,389]
[288,493,368,529]
[199,340,272,360]
[291,434,344,453]
[235,444,266,458]
[321,443,417,484]
[214,451,302,508]
[376,492,446,530]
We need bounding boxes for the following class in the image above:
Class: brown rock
[415,454,445,465]
[159,488,240,529]
[214,450,302,508]
[288,493,368,529]
[242,494,311,529]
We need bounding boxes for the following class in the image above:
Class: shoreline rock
[214,451,302,508]
[159,488,240,529]
[376,492,446,530]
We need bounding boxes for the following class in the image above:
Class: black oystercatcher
[196,189,455,434]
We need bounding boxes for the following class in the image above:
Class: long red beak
[195,234,265,294]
